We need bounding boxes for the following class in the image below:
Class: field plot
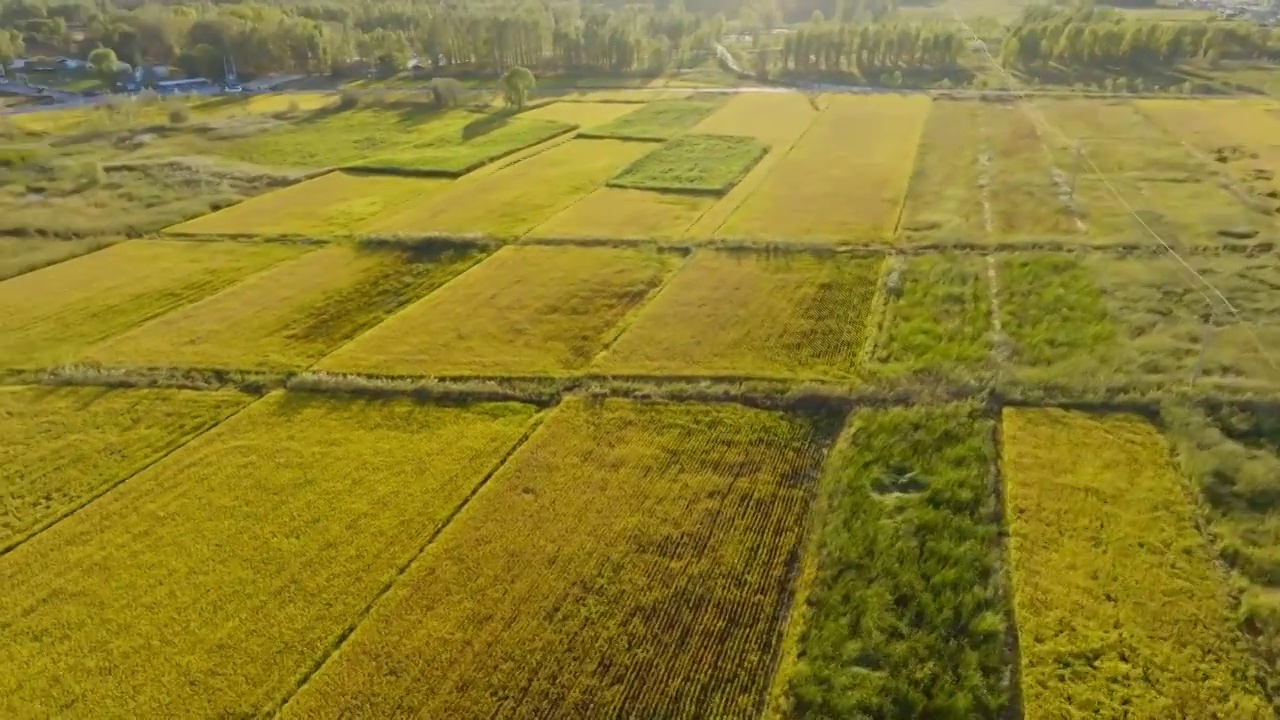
[0,239,299,369]
[997,253,1118,380]
[607,134,767,194]
[596,251,880,379]
[519,101,642,127]
[1002,408,1268,718]
[282,397,827,718]
[719,94,929,242]
[1138,98,1280,217]
[775,404,1008,717]
[360,139,650,238]
[529,187,716,240]
[985,103,1083,238]
[898,101,987,237]
[0,392,538,718]
[0,385,247,553]
[874,254,990,375]
[577,97,723,140]
[1036,99,1262,244]
[0,237,114,280]
[165,171,448,236]
[83,245,483,371]
[683,91,819,237]
[319,245,678,376]
[351,117,574,175]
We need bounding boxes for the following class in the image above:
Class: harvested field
[1002,408,1268,718]
[607,134,768,194]
[0,392,539,717]
[578,98,724,141]
[318,245,679,376]
[351,117,574,175]
[359,139,651,238]
[596,251,881,379]
[165,171,448,236]
[719,94,929,242]
[529,187,715,240]
[83,245,484,371]
[776,403,1008,717]
[282,397,827,718]
[0,385,248,554]
[874,254,990,374]
[898,101,986,237]
[997,253,1117,377]
[519,101,642,127]
[0,237,115,281]
[0,239,299,369]
[986,104,1083,238]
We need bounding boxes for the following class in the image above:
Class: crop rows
[606,134,768,195]
[577,97,723,141]
[282,396,828,718]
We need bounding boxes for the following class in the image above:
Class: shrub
[167,104,190,125]
[336,88,363,111]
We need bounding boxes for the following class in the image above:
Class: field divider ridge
[985,401,1026,720]
[268,404,555,717]
[587,249,695,367]
[0,390,262,559]
[857,255,896,369]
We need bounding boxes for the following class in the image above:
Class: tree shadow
[461,111,513,141]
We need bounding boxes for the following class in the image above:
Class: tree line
[775,20,964,74]
[999,4,1280,72]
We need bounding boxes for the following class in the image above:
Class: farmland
[6,83,1280,718]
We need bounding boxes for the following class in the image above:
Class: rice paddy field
[7,87,1280,717]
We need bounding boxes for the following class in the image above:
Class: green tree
[88,46,120,84]
[501,65,535,109]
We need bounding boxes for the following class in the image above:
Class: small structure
[155,78,214,94]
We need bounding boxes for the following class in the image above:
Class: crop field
[164,171,448,237]
[718,94,929,241]
[0,237,114,281]
[529,186,717,239]
[606,134,768,194]
[82,245,484,371]
[358,139,651,237]
[596,251,881,379]
[350,117,574,175]
[983,103,1084,238]
[281,397,827,718]
[0,385,248,553]
[577,97,724,140]
[874,254,990,375]
[0,392,538,717]
[1002,408,1268,717]
[518,101,642,127]
[775,403,1008,717]
[319,245,678,376]
[899,101,987,237]
[0,239,299,369]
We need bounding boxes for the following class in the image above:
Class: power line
[951,8,1280,372]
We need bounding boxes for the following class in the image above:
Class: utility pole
[1190,306,1217,387]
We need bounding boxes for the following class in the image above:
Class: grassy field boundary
[0,391,259,559]
[270,403,553,715]
[986,401,1026,719]
[0,237,120,282]
[856,256,894,368]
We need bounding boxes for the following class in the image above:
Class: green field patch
[0,386,249,553]
[578,98,723,141]
[774,403,1009,717]
[874,254,990,376]
[350,116,575,176]
[997,253,1117,378]
[0,392,539,717]
[606,134,768,195]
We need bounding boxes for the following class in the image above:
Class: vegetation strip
[606,134,768,195]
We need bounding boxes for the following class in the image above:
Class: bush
[428,77,466,108]
[167,104,190,125]
[336,88,363,111]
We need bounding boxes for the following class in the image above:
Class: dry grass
[898,100,986,237]
[83,245,484,371]
[1003,408,1269,718]
[0,385,248,553]
[0,236,116,280]
[986,103,1083,238]
[0,391,539,717]
[596,251,881,379]
[0,239,299,369]
[317,245,679,376]
[165,171,448,237]
[718,94,930,242]
[358,139,651,238]
[281,396,827,718]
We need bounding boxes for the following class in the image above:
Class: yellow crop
[596,250,881,379]
[1002,408,1269,719]
[529,186,715,239]
[898,100,986,237]
[282,396,826,718]
[719,94,929,241]
[318,245,679,376]
[165,171,449,236]
[519,100,641,127]
[0,385,247,553]
[359,139,651,238]
[0,239,299,369]
[0,237,115,281]
[0,391,539,717]
[84,245,483,371]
